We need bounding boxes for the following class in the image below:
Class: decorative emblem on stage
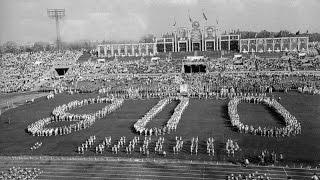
[205,26,215,39]
[191,21,201,42]
[177,27,188,41]
[192,21,200,29]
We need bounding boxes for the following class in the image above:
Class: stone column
[228,35,231,51]
[97,46,101,57]
[125,45,128,56]
[204,40,207,51]
[153,43,157,54]
[104,45,107,57]
[289,38,292,51]
[132,45,134,56]
[202,28,205,51]
[146,44,149,55]
[139,44,142,55]
[272,38,275,52]
[111,45,114,56]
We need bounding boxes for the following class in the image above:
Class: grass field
[0,92,320,167]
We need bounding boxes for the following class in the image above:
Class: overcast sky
[0,0,319,44]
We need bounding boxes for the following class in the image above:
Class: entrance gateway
[182,56,207,73]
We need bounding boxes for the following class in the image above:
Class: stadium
[1,3,320,180]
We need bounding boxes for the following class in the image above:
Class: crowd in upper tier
[0,51,82,93]
[1,49,320,94]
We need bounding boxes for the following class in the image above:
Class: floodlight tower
[47,9,65,51]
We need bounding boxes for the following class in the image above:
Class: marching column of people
[190,136,199,155]
[226,139,240,157]
[207,137,215,156]
[30,142,42,151]
[173,136,184,155]
[125,136,139,155]
[77,135,96,154]
[95,136,112,154]
[154,136,166,156]
[298,86,320,95]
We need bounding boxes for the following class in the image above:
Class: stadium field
[0,92,320,167]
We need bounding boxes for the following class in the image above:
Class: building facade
[239,37,308,53]
[97,21,308,57]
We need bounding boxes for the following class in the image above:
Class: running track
[0,156,319,179]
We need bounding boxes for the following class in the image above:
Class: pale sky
[0,0,319,44]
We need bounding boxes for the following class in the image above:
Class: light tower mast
[47,9,65,51]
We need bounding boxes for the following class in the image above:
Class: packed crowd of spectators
[0,51,82,93]
[1,49,320,95]
[0,167,43,180]
[226,171,271,180]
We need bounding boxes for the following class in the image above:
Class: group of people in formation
[26,97,124,137]
[207,137,215,156]
[95,136,112,154]
[46,93,54,99]
[99,87,180,100]
[258,149,284,165]
[190,136,199,155]
[298,86,320,95]
[77,135,96,154]
[71,135,239,160]
[173,136,184,155]
[112,136,126,155]
[228,94,301,137]
[226,139,240,157]
[154,136,166,156]
[133,97,189,136]
[140,136,151,156]
[125,136,140,155]
[30,142,42,151]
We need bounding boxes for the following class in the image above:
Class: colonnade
[239,37,309,53]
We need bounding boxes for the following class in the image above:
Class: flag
[188,10,192,23]
[173,17,176,27]
[202,12,207,21]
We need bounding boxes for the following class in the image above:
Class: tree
[257,30,272,38]
[140,34,156,43]
[308,33,320,42]
[33,42,49,52]
[275,30,293,38]
[3,41,18,53]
